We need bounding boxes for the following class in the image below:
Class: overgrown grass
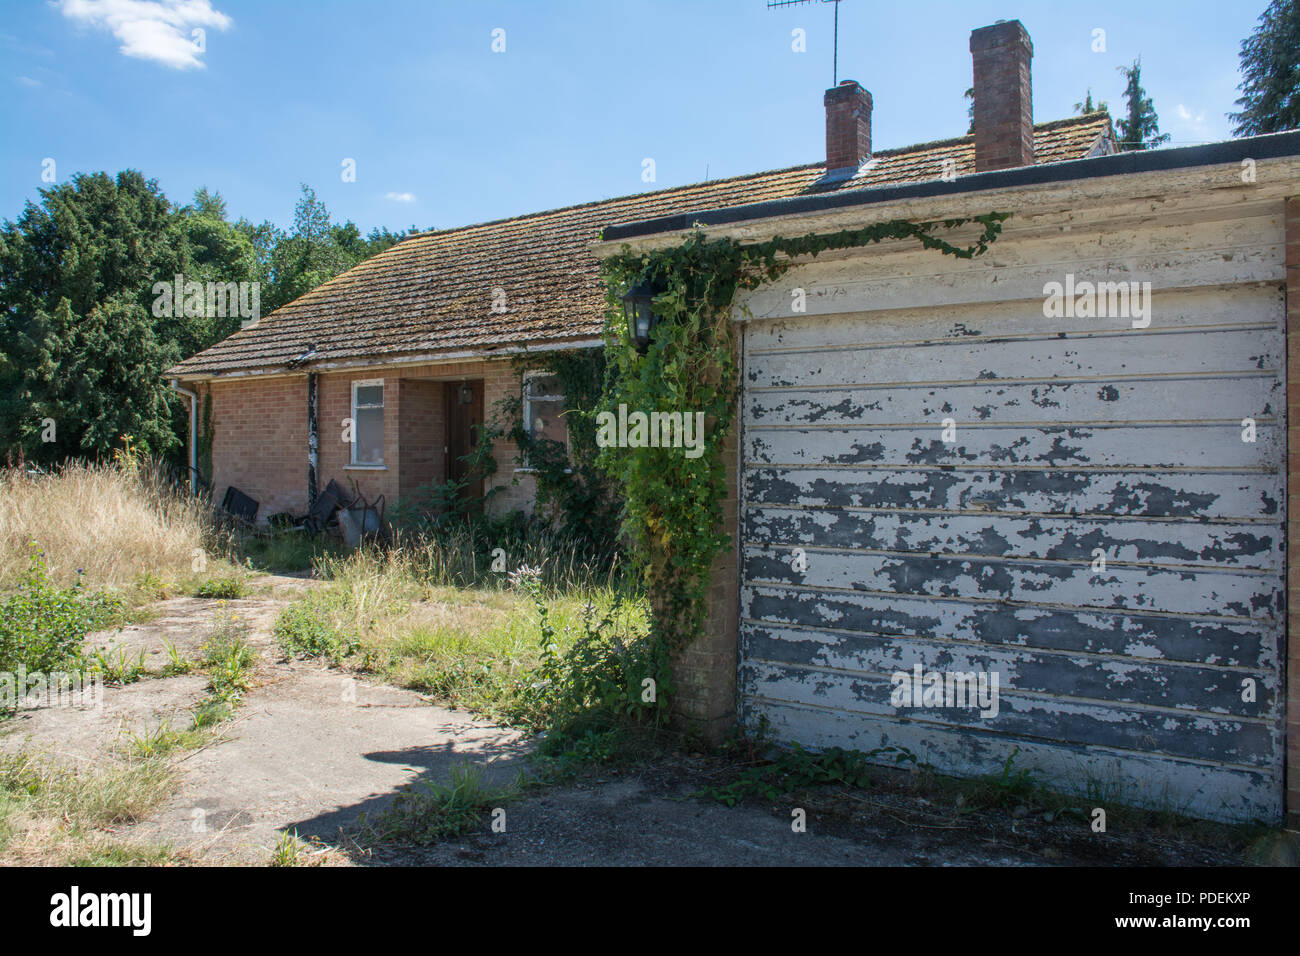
[365,761,520,845]
[193,575,248,599]
[0,750,180,865]
[274,546,658,732]
[201,617,258,704]
[0,461,225,592]
[233,530,340,575]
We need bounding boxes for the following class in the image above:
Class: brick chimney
[824,79,872,175]
[969,19,1034,172]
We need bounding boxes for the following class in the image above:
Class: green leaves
[0,547,122,679]
[599,215,1010,658]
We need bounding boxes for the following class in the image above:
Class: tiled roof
[168,113,1114,378]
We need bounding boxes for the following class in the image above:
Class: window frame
[349,378,386,468]
[517,370,571,474]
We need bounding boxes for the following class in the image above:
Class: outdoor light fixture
[621,279,660,355]
[458,383,474,405]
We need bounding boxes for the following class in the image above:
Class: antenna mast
[767,0,845,86]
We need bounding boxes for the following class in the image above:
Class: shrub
[193,576,247,599]
[509,567,670,739]
[0,549,122,674]
[274,600,356,663]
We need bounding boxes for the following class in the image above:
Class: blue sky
[0,0,1268,235]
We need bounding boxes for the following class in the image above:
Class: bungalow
[165,21,1112,523]
[167,19,1300,824]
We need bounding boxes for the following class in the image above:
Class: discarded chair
[219,485,259,525]
[301,479,353,534]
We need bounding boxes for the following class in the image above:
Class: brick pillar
[671,338,742,745]
[969,20,1035,172]
[824,80,872,175]
[1287,196,1300,827]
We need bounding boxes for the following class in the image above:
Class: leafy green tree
[237,185,427,314]
[1074,89,1109,115]
[170,188,258,360]
[1116,58,1170,150]
[0,171,185,463]
[1231,0,1300,136]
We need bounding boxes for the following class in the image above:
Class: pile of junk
[218,478,386,548]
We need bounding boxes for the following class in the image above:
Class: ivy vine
[598,213,1011,657]
[505,350,623,550]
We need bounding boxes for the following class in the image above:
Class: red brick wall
[672,335,741,744]
[205,357,541,523]
[970,20,1035,172]
[1286,196,1300,825]
[824,81,872,172]
[209,376,308,518]
[398,379,442,499]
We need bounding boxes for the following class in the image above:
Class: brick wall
[970,20,1035,172]
[206,357,540,523]
[398,379,441,499]
[672,336,742,744]
[1287,196,1299,826]
[209,376,308,518]
[824,81,872,173]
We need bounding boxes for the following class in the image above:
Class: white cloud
[58,0,232,70]
[1175,103,1210,135]
[384,192,418,203]
[16,75,42,87]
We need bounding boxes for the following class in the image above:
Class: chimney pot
[970,19,1035,172]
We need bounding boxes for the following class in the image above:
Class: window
[350,379,384,466]
[520,371,568,469]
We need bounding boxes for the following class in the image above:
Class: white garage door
[738,285,1285,822]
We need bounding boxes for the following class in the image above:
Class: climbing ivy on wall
[198,388,214,484]
[505,350,623,550]
[598,213,1011,657]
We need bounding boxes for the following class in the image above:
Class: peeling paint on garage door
[737,285,1286,823]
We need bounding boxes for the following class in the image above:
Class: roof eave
[591,131,1300,255]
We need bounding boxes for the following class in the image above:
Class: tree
[1116,59,1170,151]
[170,187,258,360]
[1074,89,1109,115]
[964,87,974,134]
[1,173,423,466]
[1230,0,1300,136]
[0,171,185,463]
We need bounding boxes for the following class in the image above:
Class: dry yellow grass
[0,461,219,591]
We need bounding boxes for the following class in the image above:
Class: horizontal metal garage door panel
[743,623,1275,716]
[744,507,1280,570]
[747,423,1280,470]
[746,326,1278,390]
[739,660,1275,767]
[747,375,1279,428]
[742,547,1280,619]
[744,286,1282,351]
[746,700,1279,822]
[742,585,1273,666]
[742,467,1281,520]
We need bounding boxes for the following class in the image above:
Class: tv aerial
[767,0,846,86]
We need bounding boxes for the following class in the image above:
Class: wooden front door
[444,380,484,507]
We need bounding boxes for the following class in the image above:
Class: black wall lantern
[621,279,660,355]
[458,383,474,405]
